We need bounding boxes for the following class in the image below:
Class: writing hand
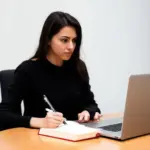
[30,111,64,128]
[45,111,64,128]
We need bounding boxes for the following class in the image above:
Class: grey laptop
[81,74,150,140]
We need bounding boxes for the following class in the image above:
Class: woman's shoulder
[77,59,88,74]
[76,59,89,83]
[15,58,39,74]
[78,59,86,68]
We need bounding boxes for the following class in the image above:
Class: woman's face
[48,26,77,61]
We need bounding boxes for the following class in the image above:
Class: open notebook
[38,121,100,141]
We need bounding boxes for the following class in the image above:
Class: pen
[43,95,67,125]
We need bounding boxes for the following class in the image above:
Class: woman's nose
[67,41,75,50]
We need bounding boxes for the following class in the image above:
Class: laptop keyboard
[99,123,122,132]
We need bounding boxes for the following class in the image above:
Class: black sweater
[0,58,100,131]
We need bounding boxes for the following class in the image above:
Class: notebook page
[52,121,97,134]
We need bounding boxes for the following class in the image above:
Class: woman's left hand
[78,110,102,123]
[93,112,102,121]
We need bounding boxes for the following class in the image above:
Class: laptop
[81,74,150,140]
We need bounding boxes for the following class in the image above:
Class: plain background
[0,0,150,113]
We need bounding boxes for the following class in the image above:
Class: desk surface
[0,113,149,150]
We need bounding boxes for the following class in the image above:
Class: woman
[0,11,101,131]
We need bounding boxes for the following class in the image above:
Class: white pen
[45,108,53,112]
[44,95,67,124]
[45,108,67,125]
[43,95,56,112]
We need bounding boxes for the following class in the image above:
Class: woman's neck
[46,53,63,67]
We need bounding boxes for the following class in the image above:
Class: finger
[46,112,63,117]
[47,113,64,122]
[83,113,90,122]
[54,112,63,117]
[94,112,99,120]
[53,112,64,123]
[53,115,64,122]
[94,112,102,120]
[78,113,84,121]
[47,118,62,125]
[46,111,54,117]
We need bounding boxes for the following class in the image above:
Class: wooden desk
[0,113,149,150]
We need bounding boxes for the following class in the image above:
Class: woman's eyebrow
[60,36,77,39]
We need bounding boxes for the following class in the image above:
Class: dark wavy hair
[32,11,89,82]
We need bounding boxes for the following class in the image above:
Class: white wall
[0,0,150,113]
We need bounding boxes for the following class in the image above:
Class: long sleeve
[0,62,31,131]
[82,82,101,119]
[80,61,101,119]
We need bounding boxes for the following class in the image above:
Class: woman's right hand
[45,111,64,128]
[30,111,64,128]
